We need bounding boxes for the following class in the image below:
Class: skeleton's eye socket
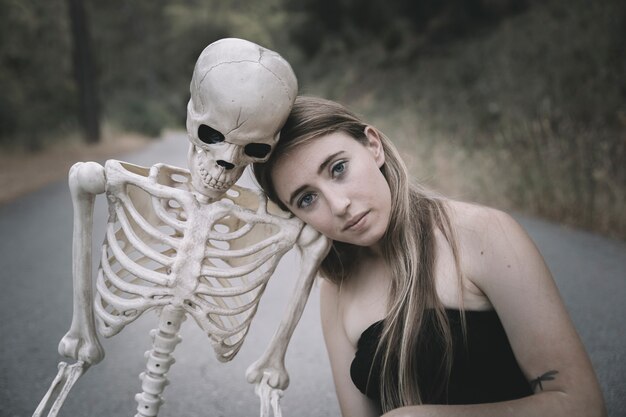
[244,143,272,159]
[198,125,224,144]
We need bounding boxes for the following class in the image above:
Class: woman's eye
[331,161,346,177]
[297,193,316,209]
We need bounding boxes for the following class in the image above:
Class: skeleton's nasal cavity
[217,160,235,170]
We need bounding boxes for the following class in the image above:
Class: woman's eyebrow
[287,151,345,207]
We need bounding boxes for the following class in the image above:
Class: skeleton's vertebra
[135,305,185,417]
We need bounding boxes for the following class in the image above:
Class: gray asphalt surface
[1,133,624,417]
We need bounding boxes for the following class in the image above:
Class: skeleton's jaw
[188,145,242,199]
[194,167,237,197]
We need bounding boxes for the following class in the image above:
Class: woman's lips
[344,211,369,231]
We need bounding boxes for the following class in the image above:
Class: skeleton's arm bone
[57,162,106,366]
[246,225,330,389]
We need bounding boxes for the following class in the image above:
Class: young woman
[253,96,606,417]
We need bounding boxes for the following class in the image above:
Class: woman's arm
[384,207,606,417]
[320,279,380,417]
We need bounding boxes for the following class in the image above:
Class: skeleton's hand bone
[255,373,284,417]
[32,361,85,417]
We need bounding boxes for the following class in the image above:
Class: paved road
[1,133,624,417]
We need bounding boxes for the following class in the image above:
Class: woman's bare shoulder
[444,200,509,246]
[443,200,524,279]
[445,199,509,226]
[445,199,552,288]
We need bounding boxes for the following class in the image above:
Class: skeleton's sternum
[168,210,212,305]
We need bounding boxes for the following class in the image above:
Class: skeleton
[33,38,330,417]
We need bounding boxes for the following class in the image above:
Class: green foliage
[285,0,527,58]
[298,0,625,238]
[0,0,74,149]
[0,0,622,236]
[0,0,291,147]
[89,0,291,137]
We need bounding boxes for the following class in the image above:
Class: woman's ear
[364,126,385,167]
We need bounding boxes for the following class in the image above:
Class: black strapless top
[350,309,533,406]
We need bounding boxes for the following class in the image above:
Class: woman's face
[271,128,392,248]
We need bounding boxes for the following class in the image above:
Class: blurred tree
[0,0,293,147]
[88,0,289,136]
[90,0,236,135]
[67,0,100,143]
[285,0,527,59]
[0,0,74,149]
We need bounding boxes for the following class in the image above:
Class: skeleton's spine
[134,305,185,417]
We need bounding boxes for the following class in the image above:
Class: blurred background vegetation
[0,0,624,238]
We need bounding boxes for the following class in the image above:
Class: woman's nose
[327,192,350,216]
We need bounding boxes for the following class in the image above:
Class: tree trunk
[67,0,100,143]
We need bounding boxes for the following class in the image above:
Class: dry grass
[298,0,625,240]
[0,129,150,205]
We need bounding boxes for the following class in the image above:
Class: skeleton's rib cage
[96,160,303,361]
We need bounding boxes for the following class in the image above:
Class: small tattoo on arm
[530,370,559,392]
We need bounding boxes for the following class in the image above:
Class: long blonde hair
[253,96,464,412]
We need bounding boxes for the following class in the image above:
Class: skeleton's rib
[203,301,232,332]
[106,226,170,286]
[93,293,127,330]
[193,293,261,318]
[197,311,259,345]
[117,194,180,249]
[213,331,250,360]
[195,275,267,297]
[120,170,189,201]
[100,246,171,299]
[108,258,167,284]
[190,313,241,339]
[208,221,254,241]
[113,206,175,267]
[200,251,277,279]
[107,249,174,283]
[188,297,258,338]
[96,273,155,312]
[225,206,294,228]
[197,279,239,329]
[150,195,186,232]
[204,234,283,259]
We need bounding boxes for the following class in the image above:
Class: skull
[186,38,298,198]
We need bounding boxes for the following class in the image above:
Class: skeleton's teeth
[200,171,233,190]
